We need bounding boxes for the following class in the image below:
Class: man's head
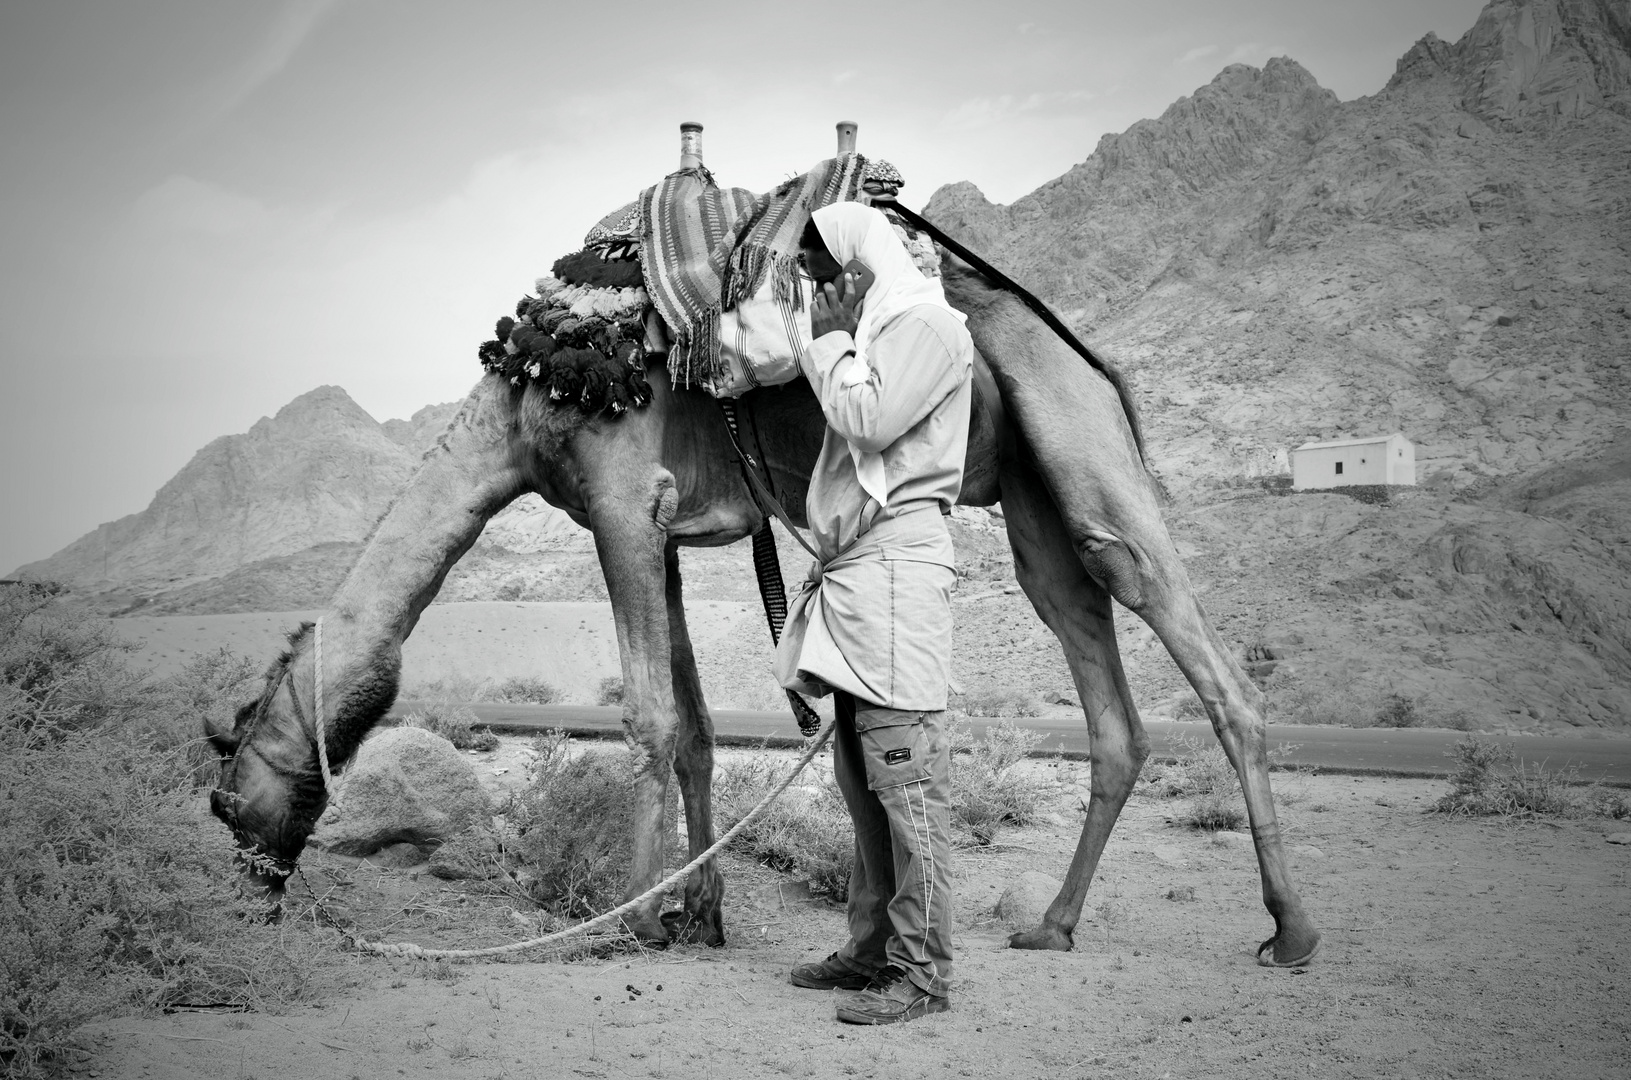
[799,215,844,287]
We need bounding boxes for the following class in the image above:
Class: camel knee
[672,735,714,785]
[1076,533,1145,611]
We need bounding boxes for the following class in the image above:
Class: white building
[1291,433,1415,490]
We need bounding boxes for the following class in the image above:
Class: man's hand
[810,272,863,339]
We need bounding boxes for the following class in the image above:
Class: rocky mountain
[15,387,416,597]
[925,0,1630,491]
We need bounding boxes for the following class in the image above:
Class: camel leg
[1000,461,1149,952]
[581,448,683,944]
[969,290,1320,964]
[661,542,726,945]
[1129,558,1322,965]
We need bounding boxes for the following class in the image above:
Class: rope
[348,717,834,960]
[313,617,335,790]
[874,198,1147,464]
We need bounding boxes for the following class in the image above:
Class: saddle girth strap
[718,398,823,737]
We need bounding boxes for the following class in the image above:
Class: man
[774,202,973,1025]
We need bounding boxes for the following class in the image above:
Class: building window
[1335,462,1344,475]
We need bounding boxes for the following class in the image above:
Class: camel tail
[884,201,1147,467]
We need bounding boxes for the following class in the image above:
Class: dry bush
[947,718,1048,845]
[503,734,678,917]
[401,703,499,752]
[0,588,346,1077]
[1139,734,1246,831]
[955,686,1045,719]
[597,676,625,706]
[490,676,557,705]
[1272,674,1477,731]
[1433,736,1630,819]
[403,674,557,706]
[714,755,853,900]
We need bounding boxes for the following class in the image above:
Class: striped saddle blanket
[584,153,914,398]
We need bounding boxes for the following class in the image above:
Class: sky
[0,0,1492,573]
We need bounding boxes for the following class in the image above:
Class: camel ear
[204,704,249,755]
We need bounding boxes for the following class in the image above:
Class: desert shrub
[401,674,555,706]
[1274,672,1480,732]
[402,703,499,751]
[597,676,625,706]
[505,736,677,917]
[714,755,854,900]
[1140,734,1245,831]
[1433,737,1630,819]
[947,718,1048,845]
[956,687,1044,718]
[0,590,344,1076]
[491,676,556,705]
[1375,693,1421,728]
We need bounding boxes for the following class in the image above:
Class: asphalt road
[391,701,1631,786]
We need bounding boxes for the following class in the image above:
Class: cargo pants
[830,690,955,996]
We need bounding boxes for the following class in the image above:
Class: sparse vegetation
[403,674,557,706]
[0,587,347,1077]
[1139,734,1246,831]
[491,676,557,705]
[1273,675,1476,731]
[712,719,1054,900]
[955,686,1045,719]
[502,733,678,917]
[1432,736,1630,819]
[597,676,625,706]
[402,702,500,751]
[714,755,853,899]
[947,718,1048,845]
[1375,692,1421,728]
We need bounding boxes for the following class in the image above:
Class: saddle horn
[679,121,704,171]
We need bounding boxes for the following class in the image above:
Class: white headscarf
[811,203,968,506]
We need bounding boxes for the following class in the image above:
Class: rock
[365,841,432,869]
[310,727,491,857]
[1606,833,1631,846]
[428,827,504,880]
[1293,845,1326,860]
[1041,690,1078,706]
[1153,844,1186,865]
[1212,830,1254,848]
[994,871,1063,928]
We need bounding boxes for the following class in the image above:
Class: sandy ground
[113,601,757,704]
[75,755,1631,1080]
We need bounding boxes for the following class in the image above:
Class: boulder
[994,871,1063,928]
[310,726,491,857]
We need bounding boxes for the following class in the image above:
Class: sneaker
[835,965,950,1025]
[790,952,874,991]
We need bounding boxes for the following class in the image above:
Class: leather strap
[718,397,823,737]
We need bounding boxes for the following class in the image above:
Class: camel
[205,208,1320,971]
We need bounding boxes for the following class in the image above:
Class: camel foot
[661,908,725,947]
[1256,926,1322,967]
[1008,924,1074,952]
[620,909,670,948]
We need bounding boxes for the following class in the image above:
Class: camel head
[206,629,329,906]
